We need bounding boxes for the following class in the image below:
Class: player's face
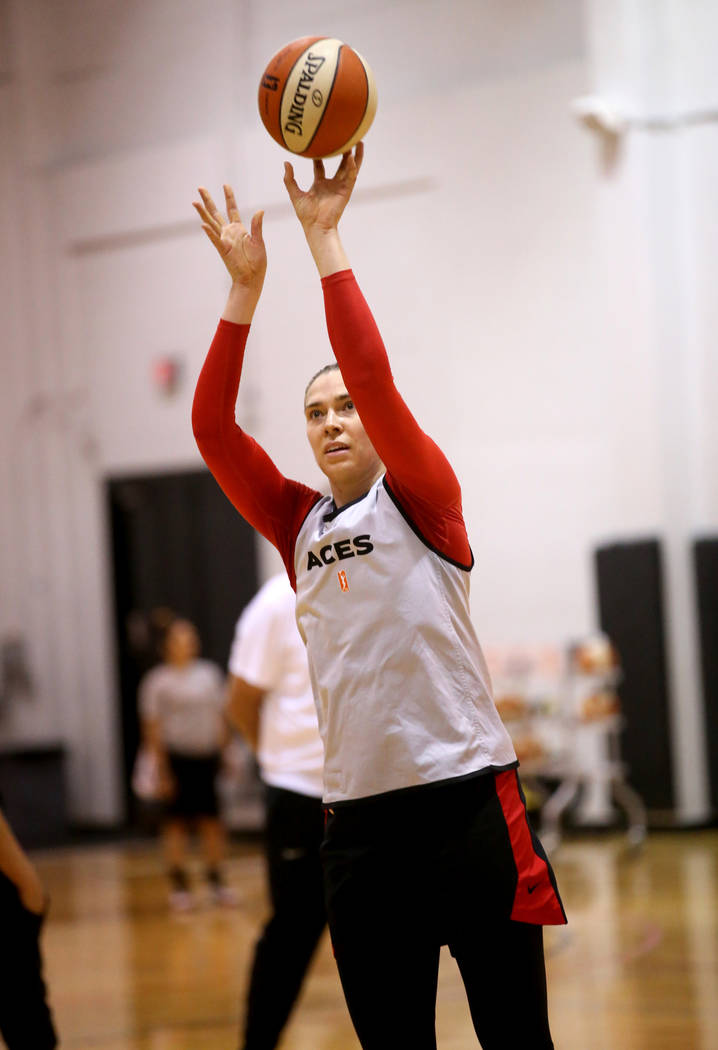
[304,370,382,498]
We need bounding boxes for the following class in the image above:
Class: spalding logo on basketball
[258,37,377,158]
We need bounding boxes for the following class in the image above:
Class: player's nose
[324,409,342,432]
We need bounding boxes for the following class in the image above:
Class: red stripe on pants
[495,770,567,925]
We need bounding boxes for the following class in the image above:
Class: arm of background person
[226,675,266,753]
[139,716,175,798]
[0,807,46,914]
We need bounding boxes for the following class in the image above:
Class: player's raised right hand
[193,185,266,291]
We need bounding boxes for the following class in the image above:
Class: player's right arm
[191,186,320,580]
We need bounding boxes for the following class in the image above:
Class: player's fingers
[193,200,220,229]
[313,157,326,180]
[283,162,301,202]
[354,141,364,172]
[198,186,226,228]
[198,186,219,214]
[201,224,224,252]
[335,151,351,176]
[338,149,360,183]
[250,209,264,242]
[224,184,242,224]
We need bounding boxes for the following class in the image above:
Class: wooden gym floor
[31,830,718,1049]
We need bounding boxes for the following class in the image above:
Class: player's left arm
[320,269,461,504]
[322,272,471,564]
[284,145,470,563]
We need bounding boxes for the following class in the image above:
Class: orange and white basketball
[258,37,377,158]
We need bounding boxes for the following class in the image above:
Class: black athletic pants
[0,873,58,1050]
[321,773,556,1050]
[241,785,326,1050]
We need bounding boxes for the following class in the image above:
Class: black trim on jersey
[324,761,518,809]
[322,487,373,523]
[381,478,475,572]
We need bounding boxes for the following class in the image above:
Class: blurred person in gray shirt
[139,617,234,910]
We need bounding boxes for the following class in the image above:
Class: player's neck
[330,464,384,510]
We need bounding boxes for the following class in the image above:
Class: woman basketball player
[192,144,566,1049]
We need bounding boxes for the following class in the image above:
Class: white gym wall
[0,0,714,822]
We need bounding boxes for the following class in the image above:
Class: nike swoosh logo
[527,883,539,894]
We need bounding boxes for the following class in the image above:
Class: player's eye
[343,400,354,412]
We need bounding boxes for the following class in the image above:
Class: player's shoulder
[298,493,333,529]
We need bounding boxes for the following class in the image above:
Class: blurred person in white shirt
[227,574,326,1050]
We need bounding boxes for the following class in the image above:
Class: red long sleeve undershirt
[192,270,472,588]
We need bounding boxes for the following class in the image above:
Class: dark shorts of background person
[0,871,58,1050]
[166,751,221,819]
[320,768,565,1050]
[242,784,327,1050]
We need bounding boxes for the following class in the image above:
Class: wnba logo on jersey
[337,570,349,592]
[306,534,373,571]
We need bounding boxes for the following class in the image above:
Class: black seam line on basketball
[280,39,325,149]
[325,761,519,809]
[321,485,373,522]
[305,43,342,154]
[381,477,475,572]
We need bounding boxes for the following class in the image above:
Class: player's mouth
[324,442,350,457]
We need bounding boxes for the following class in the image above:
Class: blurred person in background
[0,797,58,1048]
[138,616,235,911]
[227,573,326,1050]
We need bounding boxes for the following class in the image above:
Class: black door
[107,468,259,815]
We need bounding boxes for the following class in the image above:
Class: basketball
[258,36,377,158]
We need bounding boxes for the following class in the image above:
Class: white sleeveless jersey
[294,476,516,804]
